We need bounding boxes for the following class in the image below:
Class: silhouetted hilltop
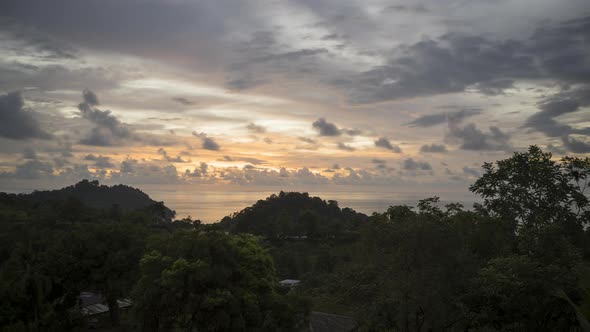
[219,191,367,238]
[14,179,175,219]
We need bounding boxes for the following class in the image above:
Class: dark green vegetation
[1,146,590,331]
[0,181,307,331]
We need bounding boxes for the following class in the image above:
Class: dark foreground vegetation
[1,146,589,331]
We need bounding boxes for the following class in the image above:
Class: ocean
[144,189,479,223]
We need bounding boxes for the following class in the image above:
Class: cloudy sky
[0,0,589,203]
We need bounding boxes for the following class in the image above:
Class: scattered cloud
[374,137,402,153]
[420,144,448,153]
[407,109,482,128]
[84,154,114,168]
[403,158,432,171]
[312,118,341,136]
[192,131,220,151]
[172,97,195,105]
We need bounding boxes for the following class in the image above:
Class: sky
[0,0,589,208]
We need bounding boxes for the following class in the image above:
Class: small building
[279,279,301,287]
[79,291,132,317]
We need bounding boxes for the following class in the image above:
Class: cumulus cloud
[374,137,402,152]
[312,118,341,136]
[0,92,51,140]
[420,144,448,153]
[111,159,180,184]
[77,89,133,146]
[523,87,590,142]
[192,131,220,151]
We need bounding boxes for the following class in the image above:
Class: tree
[82,223,146,326]
[132,231,309,331]
[470,145,590,231]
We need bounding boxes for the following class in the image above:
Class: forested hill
[219,191,367,238]
[3,179,175,219]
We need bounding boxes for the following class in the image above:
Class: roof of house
[279,279,301,286]
[79,292,133,316]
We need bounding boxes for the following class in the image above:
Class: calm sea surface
[145,189,479,223]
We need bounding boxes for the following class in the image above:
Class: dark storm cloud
[0,18,77,59]
[312,118,341,136]
[529,16,590,83]
[374,137,402,153]
[342,16,590,103]
[403,158,432,171]
[0,0,227,63]
[345,35,536,103]
[246,122,266,133]
[561,135,590,153]
[523,87,590,139]
[447,123,511,151]
[0,64,122,92]
[406,109,482,127]
[0,91,51,140]
[420,144,447,153]
[192,132,220,151]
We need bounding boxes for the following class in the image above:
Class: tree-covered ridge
[7,179,175,220]
[219,191,367,239]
